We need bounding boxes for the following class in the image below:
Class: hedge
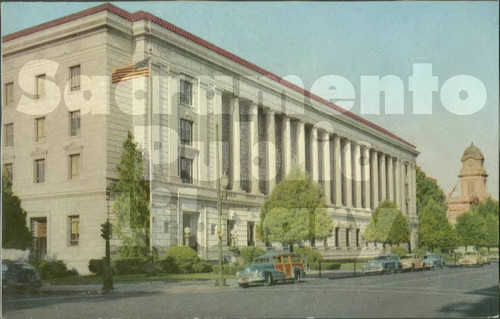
[164,246,201,274]
[192,261,213,273]
[113,257,147,275]
[29,260,78,279]
[295,247,323,262]
[88,259,103,276]
[213,263,244,275]
[308,262,341,270]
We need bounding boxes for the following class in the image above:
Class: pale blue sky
[2,2,498,199]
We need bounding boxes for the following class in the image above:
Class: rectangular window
[3,163,13,181]
[468,181,474,196]
[36,74,46,99]
[180,119,193,145]
[346,228,350,247]
[69,154,80,180]
[356,229,360,247]
[227,220,235,247]
[69,65,81,91]
[247,222,255,246]
[180,79,192,105]
[180,157,193,184]
[4,123,13,147]
[69,111,81,136]
[335,227,339,247]
[34,159,45,183]
[35,117,45,141]
[69,216,79,246]
[4,82,13,106]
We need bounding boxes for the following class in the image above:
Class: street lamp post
[215,124,229,287]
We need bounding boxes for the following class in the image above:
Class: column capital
[248,102,258,114]
[264,106,275,115]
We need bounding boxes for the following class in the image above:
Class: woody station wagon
[236,252,306,288]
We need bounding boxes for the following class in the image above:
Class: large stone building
[446,143,489,224]
[2,4,419,274]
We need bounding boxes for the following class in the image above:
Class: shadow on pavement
[438,285,499,318]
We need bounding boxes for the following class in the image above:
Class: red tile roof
[2,3,415,149]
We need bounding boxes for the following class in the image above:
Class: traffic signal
[101,221,111,240]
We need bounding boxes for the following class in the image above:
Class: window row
[30,216,79,249]
[3,154,80,183]
[3,65,80,106]
[3,111,80,147]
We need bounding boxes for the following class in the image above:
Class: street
[2,263,498,318]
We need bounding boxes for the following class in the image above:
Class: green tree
[483,214,499,253]
[112,131,150,258]
[364,200,409,247]
[2,171,32,250]
[455,212,486,250]
[471,197,499,218]
[259,167,333,250]
[416,167,446,213]
[418,199,456,251]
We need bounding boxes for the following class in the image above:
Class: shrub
[113,257,147,275]
[213,263,244,275]
[67,268,79,277]
[164,246,200,274]
[88,259,104,276]
[323,258,372,263]
[159,256,178,274]
[37,260,71,279]
[295,246,323,263]
[391,246,408,257]
[240,246,266,265]
[192,261,213,273]
[308,262,341,270]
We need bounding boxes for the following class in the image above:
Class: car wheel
[239,283,249,288]
[263,273,273,286]
[293,271,301,284]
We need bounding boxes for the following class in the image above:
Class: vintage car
[363,254,401,274]
[489,253,499,262]
[422,253,445,269]
[400,253,424,271]
[236,252,306,287]
[2,260,42,292]
[458,251,486,267]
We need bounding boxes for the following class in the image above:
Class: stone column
[379,153,386,201]
[266,109,276,194]
[410,163,417,217]
[388,156,394,201]
[344,139,353,208]
[370,150,379,208]
[297,121,306,172]
[283,116,291,176]
[230,96,242,191]
[310,127,319,182]
[249,103,259,194]
[401,161,407,215]
[395,159,401,210]
[362,146,371,209]
[321,131,331,205]
[353,143,362,208]
[333,135,342,206]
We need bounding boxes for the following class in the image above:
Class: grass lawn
[45,272,236,285]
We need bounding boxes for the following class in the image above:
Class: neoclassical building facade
[446,143,489,224]
[2,4,419,273]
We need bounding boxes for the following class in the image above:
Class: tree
[471,197,499,218]
[416,167,446,213]
[363,200,409,247]
[111,131,150,258]
[483,214,499,253]
[455,212,486,250]
[2,171,32,250]
[418,198,456,252]
[259,167,333,250]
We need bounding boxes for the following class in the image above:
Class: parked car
[458,251,486,267]
[422,253,445,269]
[489,253,499,262]
[2,260,42,292]
[236,252,306,288]
[400,253,424,271]
[481,253,491,265]
[363,254,401,275]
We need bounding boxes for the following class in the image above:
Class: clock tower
[446,143,489,224]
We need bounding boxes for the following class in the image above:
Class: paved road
[2,263,498,318]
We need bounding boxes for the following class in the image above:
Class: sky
[2,1,498,199]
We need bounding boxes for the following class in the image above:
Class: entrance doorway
[30,217,47,260]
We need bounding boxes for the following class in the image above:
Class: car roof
[255,252,300,259]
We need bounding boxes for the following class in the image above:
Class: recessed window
[34,159,45,183]
[180,119,193,145]
[4,123,13,147]
[3,163,13,181]
[335,227,339,247]
[69,154,80,180]
[180,79,192,105]
[356,229,360,247]
[346,228,350,247]
[4,82,13,106]
[36,74,46,100]
[69,216,79,246]
[35,117,45,142]
[69,111,81,136]
[247,222,255,246]
[69,65,81,91]
[180,157,193,184]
